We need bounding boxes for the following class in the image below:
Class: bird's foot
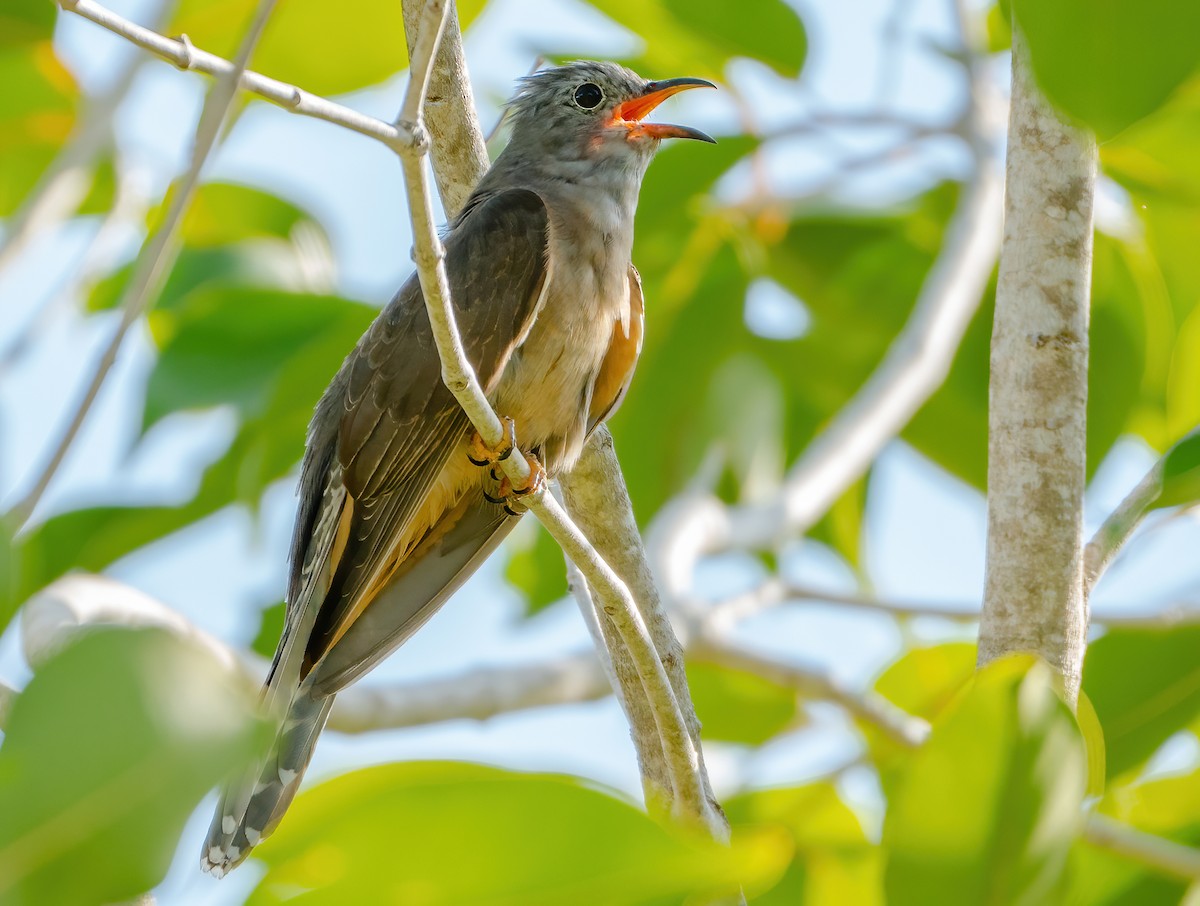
[467,417,517,466]
[482,450,547,516]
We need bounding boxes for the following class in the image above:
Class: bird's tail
[201,682,334,878]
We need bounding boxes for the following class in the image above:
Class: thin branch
[9,0,279,527]
[1084,814,1200,881]
[394,0,715,835]
[55,0,414,152]
[0,679,17,730]
[978,25,1096,703]
[1084,458,1164,593]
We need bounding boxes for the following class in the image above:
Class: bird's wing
[588,263,645,430]
[270,188,551,692]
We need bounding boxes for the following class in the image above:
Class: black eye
[573,82,604,109]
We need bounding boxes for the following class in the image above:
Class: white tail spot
[222,815,236,835]
[279,767,298,785]
[245,827,262,845]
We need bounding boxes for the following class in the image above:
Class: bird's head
[504,61,715,169]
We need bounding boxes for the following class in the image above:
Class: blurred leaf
[248,761,790,904]
[580,0,805,80]
[882,657,1086,905]
[1013,0,1200,139]
[143,287,372,430]
[1103,78,1200,203]
[984,0,1012,53]
[1156,428,1200,508]
[1082,624,1200,780]
[169,0,486,97]
[251,600,286,660]
[862,641,976,774]
[0,0,56,48]
[687,660,801,746]
[505,522,566,616]
[1068,769,1200,904]
[178,181,321,246]
[0,627,268,905]
[75,154,117,216]
[1077,691,1108,797]
[0,44,77,216]
[725,783,882,905]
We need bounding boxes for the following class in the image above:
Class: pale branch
[1083,814,1200,881]
[979,27,1096,704]
[563,553,675,811]
[395,0,715,835]
[1083,457,1163,594]
[401,0,490,216]
[10,0,279,528]
[0,679,17,730]
[560,429,726,834]
[55,0,415,152]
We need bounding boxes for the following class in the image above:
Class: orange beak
[611,77,716,143]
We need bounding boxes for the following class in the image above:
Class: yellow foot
[482,450,547,516]
[467,417,517,467]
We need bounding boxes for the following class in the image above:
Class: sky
[2,0,1199,903]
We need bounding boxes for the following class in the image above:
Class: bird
[202,60,714,877]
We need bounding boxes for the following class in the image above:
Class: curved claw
[467,417,518,467]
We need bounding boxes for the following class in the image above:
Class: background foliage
[2,0,1200,903]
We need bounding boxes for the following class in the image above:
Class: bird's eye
[573,83,604,109]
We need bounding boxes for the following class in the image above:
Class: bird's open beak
[612,77,716,143]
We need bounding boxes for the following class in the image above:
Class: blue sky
[3,0,1199,902]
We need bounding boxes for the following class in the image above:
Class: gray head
[499,61,715,174]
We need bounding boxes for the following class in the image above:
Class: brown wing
[589,263,645,430]
[271,189,550,687]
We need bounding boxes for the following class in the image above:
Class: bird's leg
[467,417,517,466]
[481,450,547,516]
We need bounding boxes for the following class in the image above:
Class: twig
[978,25,1096,703]
[55,0,414,152]
[1083,459,1164,593]
[1083,814,1200,881]
[395,0,715,834]
[9,0,279,527]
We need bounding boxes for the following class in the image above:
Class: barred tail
[201,685,333,878]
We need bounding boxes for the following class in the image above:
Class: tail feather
[201,686,333,877]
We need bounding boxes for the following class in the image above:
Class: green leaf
[177,181,323,246]
[725,783,882,905]
[1103,79,1200,203]
[247,761,790,904]
[0,627,268,905]
[882,657,1087,905]
[0,0,56,49]
[75,154,118,216]
[1076,691,1108,797]
[168,0,486,97]
[1155,428,1200,509]
[1082,623,1200,780]
[862,641,976,773]
[1012,0,1200,139]
[686,660,802,746]
[0,45,77,216]
[504,521,567,616]
[143,287,373,430]
[251,600,286,660]
[580,0,805,80]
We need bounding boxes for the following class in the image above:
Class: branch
[978,26,1096,703]
[0,679,17,730]
[9,0,279,527]
[1083,457,1163,593]
[55,0,414,151]
[1083,814,1200,881]
[401,0,489,215]
[395,0,716,835]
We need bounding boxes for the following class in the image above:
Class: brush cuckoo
[203,60,714,876]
